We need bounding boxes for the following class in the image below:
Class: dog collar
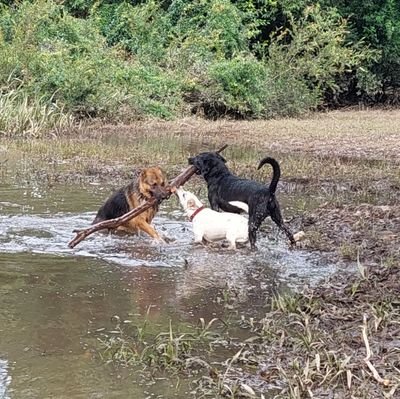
[189,206,206,222]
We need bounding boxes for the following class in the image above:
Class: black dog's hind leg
[269,198,296,245]
[248,206,266,250]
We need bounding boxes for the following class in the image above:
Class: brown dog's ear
[154,166,164,174]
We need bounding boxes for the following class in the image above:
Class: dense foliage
[0,0,398,133]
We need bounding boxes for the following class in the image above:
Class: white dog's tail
[228,201,249,213]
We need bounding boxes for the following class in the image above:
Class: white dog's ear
[187,199,196,208]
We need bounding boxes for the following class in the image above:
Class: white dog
[176,188,249,249]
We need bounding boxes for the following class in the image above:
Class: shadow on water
[0,142,338,398]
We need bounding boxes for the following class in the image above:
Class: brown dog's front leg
[136,220,164,241]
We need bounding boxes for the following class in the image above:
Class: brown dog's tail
[257,157,281,195]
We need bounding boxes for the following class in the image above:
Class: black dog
[188,152,295,248]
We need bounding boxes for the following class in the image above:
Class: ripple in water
[0,359,11,399]
[0,207,339,287]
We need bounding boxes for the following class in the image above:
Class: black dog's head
[188,152,227,179]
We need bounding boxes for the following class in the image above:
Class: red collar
[189,206,206,222]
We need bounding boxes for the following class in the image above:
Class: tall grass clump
[0,0,184,132]
[0,82,74,138]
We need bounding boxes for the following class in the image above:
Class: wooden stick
[68,145,228,249]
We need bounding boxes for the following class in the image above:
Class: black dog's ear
[201,164,210,176]
[215,153,227,163]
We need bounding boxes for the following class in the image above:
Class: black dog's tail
[257,157,281,195]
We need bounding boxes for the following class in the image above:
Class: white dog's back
[176,188,248,248]
[193,208,248,243]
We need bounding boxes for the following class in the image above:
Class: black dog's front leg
[208,193,220,211]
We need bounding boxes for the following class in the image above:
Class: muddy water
[0,148,337,399]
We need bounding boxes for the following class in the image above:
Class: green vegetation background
[0,0,399,135]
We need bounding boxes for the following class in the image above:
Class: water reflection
[0,359,11,399]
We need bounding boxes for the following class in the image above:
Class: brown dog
[93,167,168,240]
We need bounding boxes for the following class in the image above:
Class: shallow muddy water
[0,147,338,399]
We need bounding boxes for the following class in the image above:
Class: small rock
[293,231,306,242]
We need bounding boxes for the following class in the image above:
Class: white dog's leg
[193,226,204,244]
[226,232,237,250]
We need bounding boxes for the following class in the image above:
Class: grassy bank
[97,262,400,398]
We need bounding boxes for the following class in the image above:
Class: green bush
[0,0,398,135]
[93,1,172,63]
[168,0,250,60]
[323,0,400,100]
[0,0,183,121]
[264,5,378,111]
[189,5,376,118]
[206,57,267,117]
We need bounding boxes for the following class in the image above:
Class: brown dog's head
[139,167,168,200]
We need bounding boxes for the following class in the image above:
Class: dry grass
[233,264,400,398]
[75,109,400,161]
[0,90,75,138]
[3,110,400,184]
[97,264,400,398]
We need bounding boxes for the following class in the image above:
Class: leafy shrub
[169,0,250,60]
[93,1,172,63]
[190,6,376,118]
[204,57,267,117]
[264,5,378,112]
[323,0,400,101]
[59,0,97,18]
[0,0,183,120]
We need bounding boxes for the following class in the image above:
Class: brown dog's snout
[151,185,170,201]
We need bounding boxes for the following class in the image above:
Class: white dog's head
[176,188,203,212]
